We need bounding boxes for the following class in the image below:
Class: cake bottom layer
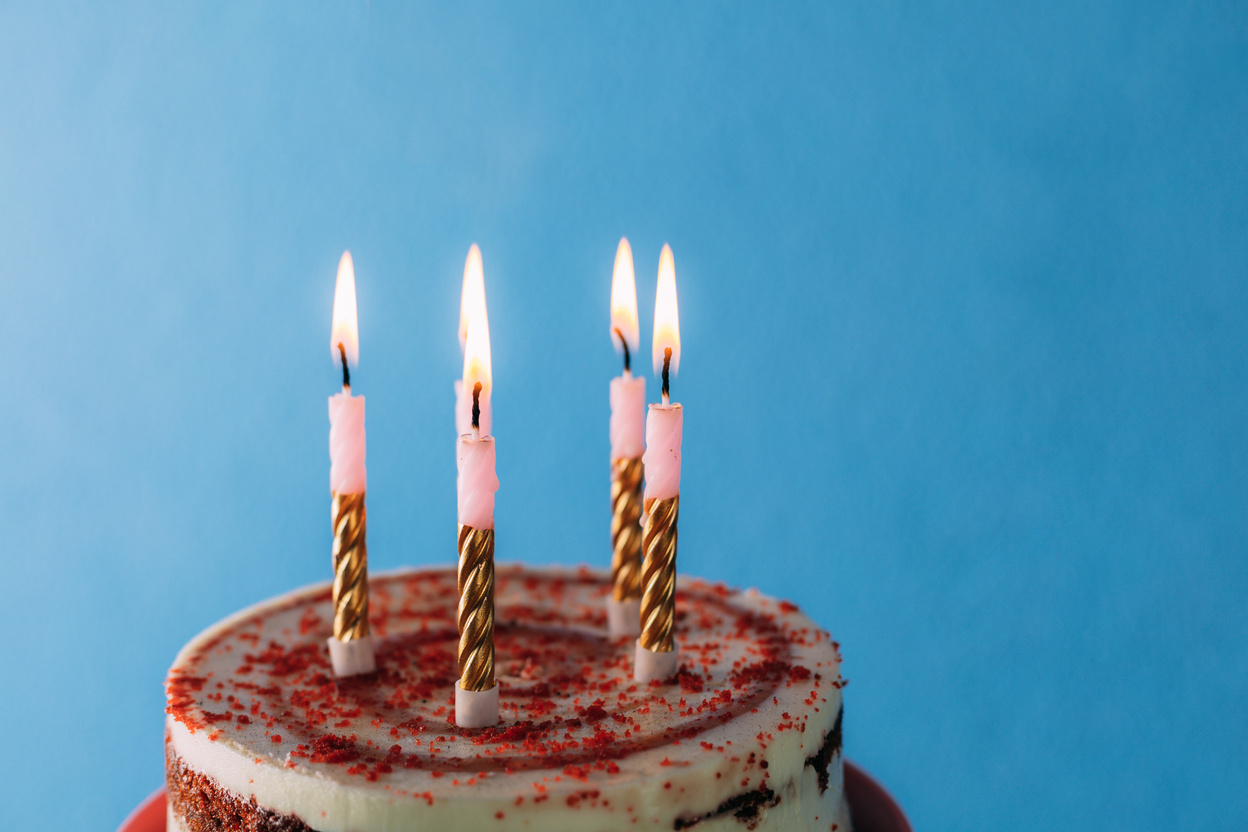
[166,745,852,832]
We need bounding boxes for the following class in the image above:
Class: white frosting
[166,565,847,831]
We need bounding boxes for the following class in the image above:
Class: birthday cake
[164,564,848,831]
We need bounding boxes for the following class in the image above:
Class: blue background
[1,3,1245,830]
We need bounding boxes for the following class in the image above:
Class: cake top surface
[165,564,843,824]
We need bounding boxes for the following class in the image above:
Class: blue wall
[1,3,1244,830]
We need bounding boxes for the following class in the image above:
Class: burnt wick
[615,327,631,373]
[338,343,351,390]
[471,382,482,432]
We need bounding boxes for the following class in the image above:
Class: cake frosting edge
[164,564,850,832]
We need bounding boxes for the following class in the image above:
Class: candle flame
[331,251,359,368]
[462,245,493,395]
[652,244,680,377]
[610,237,639,355]
[459,244,484,352]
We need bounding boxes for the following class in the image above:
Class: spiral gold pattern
[331,491,370,641]
[457,524,496,692]
[610,457,644,602]
[640,495,679,653]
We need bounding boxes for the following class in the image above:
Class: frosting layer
[165,565,847,831]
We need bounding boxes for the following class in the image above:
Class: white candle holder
[327,635,376,677]
[607,597,642,637]
[634,641,679,683]
[455,683,499,728]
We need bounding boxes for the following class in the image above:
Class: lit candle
[455,245,492,437]
[327,251,376,677]
[455,250,499,728]
[607,238,646,636]
[635,244,682,683]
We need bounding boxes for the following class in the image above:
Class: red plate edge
[119,760,910,832]
[844,760,913,832]
[116,787,165,832]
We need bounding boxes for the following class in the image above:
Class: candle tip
[471,381,483,432]
[610,239,640,355]
[462,249,493,395]
[661,347,672,401]
[615,327,632,374]
[651,245,680,377]
[338,342,351,391]
[331,251,360,369]
[460,245,484,352]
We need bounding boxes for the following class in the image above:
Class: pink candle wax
[609,373,646,460]
[457,434,498,529]
[329,391,366,495]
[642,402,682,501]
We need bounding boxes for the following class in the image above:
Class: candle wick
[615,327,631,374]
[661,347,671,401]
[338,343,351,392]
[471,381,482,433]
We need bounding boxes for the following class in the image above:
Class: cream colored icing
[165,565,847,831]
